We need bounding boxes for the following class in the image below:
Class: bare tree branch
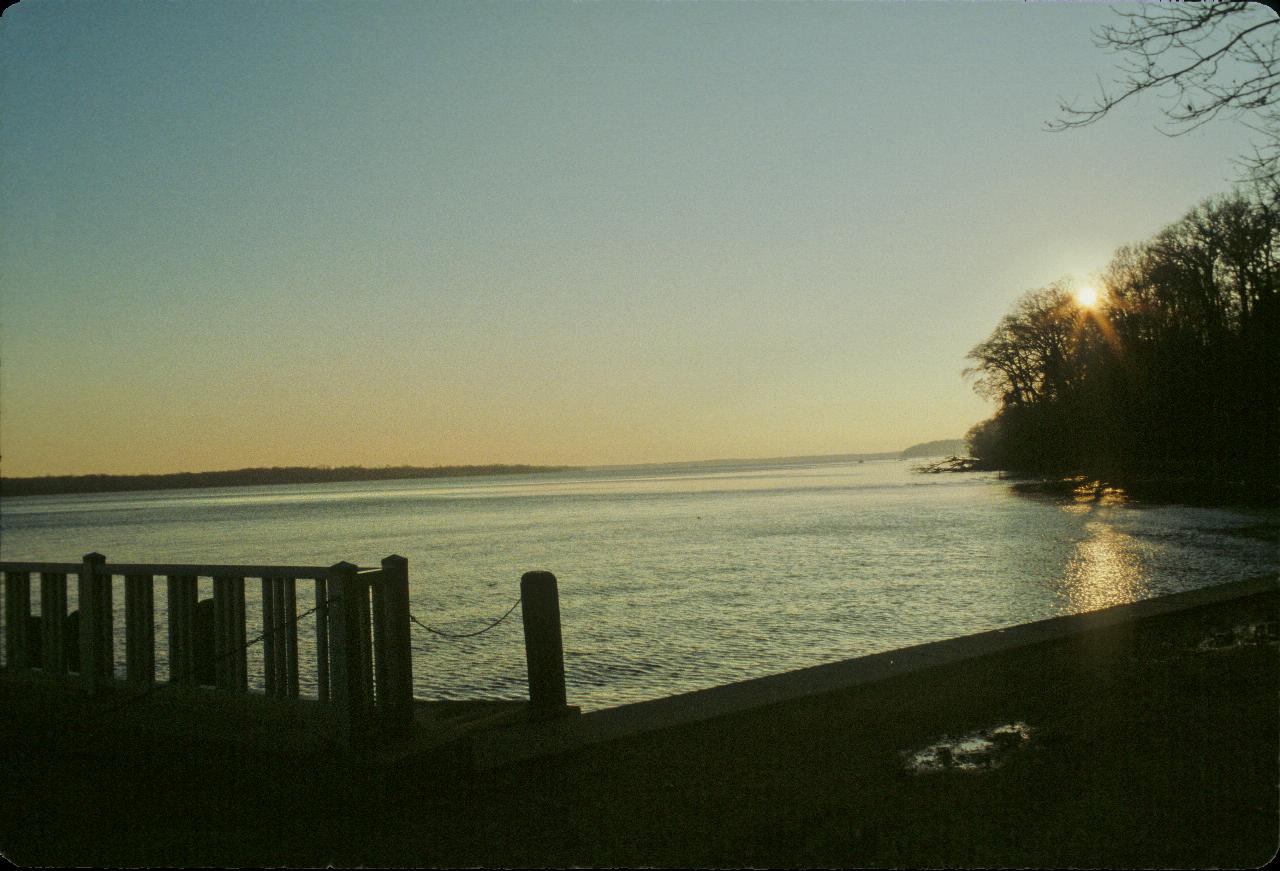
[1047,2,1279,188]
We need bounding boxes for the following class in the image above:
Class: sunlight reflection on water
[1059,522,1150,611]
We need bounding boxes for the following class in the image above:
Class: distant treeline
[900,439,968,459]
[0,464,570,498]
[965,189,1278,493]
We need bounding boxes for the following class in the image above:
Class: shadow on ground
[2,587,1276,868]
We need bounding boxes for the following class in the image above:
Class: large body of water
[1,459,1276,710]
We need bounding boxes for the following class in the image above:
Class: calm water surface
[2,459,1276,709]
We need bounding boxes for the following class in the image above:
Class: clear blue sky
[0,0,1266,475]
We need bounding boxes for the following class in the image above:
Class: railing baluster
[371,569,388,704]
[212,577,229,690]
[79,554,108,691]
[230,576,247,692]
[272,578,288,694]
[356,576,373,706]
[262,578,277,697]
[284,577,299,699]
[167,574,197,686]
[315,578,330,703]
[124,578,135,676]
[4,571,32,670]
[40,572,68,676]
[165,576,178,681]
[97,570,113,679]
[124,574,154,686]
[275,578,288,691]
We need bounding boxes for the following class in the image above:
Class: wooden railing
[0,554,414,742]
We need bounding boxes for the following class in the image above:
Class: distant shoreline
[0,464,571,498]
[0,440,968,498]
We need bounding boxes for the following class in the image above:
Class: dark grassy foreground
[2,585,1277,868]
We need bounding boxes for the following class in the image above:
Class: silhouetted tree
[966,190,1278,490]
[1050,1,1280,193]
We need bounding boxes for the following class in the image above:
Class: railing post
[328,562,368,746]
[79,553,108,692]
[377,555,414,725]
[520,570,567,714]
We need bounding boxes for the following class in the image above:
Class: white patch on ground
[1195,621,1279,652]
[903,721,1034,774]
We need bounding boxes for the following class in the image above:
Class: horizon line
[0,439,967,483]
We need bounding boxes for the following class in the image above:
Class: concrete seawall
[470,574,1278,768]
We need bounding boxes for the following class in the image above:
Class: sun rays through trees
[965,190,1279,490]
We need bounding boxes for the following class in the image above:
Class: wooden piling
[520,570,567,712]
[328,562,369,745]
[377,555,414,724]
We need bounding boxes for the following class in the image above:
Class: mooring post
[79,553,107,692]
[378,555,414,725]
[520,570,567,714]
[328,561,368,747]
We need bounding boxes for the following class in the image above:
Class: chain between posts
[408,597,523,639]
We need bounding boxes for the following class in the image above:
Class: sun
[1075,285,1100,308]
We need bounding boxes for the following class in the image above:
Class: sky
[0,0,1269,477]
